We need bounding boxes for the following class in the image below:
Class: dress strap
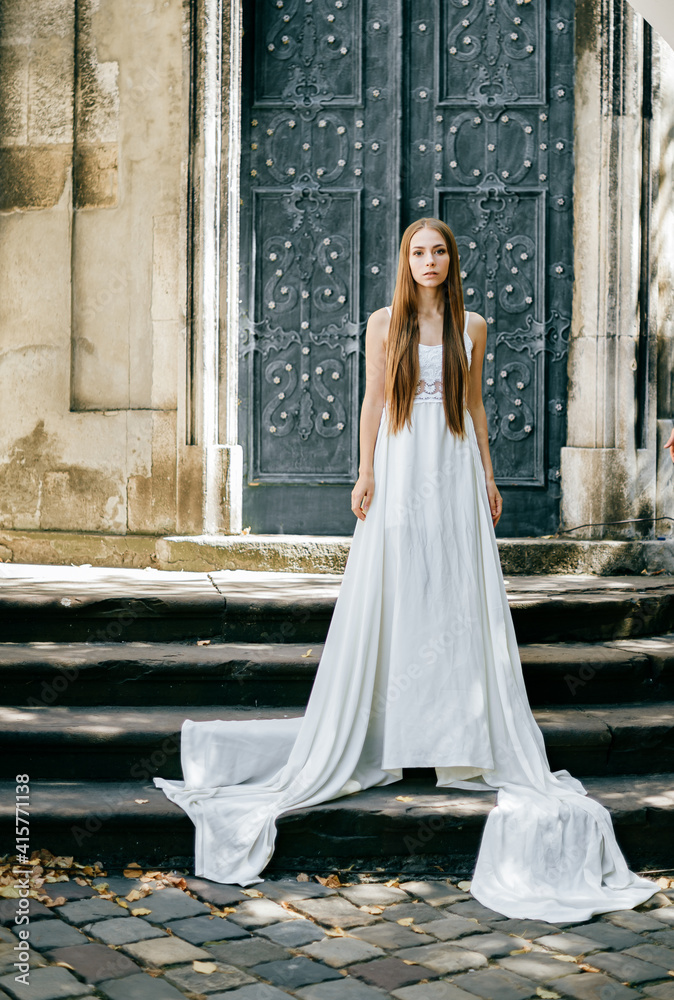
[386,305,391,316]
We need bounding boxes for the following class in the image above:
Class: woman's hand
[351,472,375,520]
[486,478,502,527]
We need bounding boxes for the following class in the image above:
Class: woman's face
[408,228,450,287]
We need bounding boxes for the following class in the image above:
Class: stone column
[653,37,674,530]
[187,0,243,534]
[560,0,646,538]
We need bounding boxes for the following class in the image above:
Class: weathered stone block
[206,938,291,967]
[300,936,385,967]
[28,38,74,144]
[0,965,92,999]
[0,46,29,144]
[83,916,166,946]
[122,936,211,967]
[0,146,70,209]
[251,956,342,989]
[46,942,139,983]
[163,960,256,992]
[258,920,326,947]
[59,897,129,926]
[135,886,209,924]
[74,144,118,208]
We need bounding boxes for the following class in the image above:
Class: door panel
[238,0,574,536]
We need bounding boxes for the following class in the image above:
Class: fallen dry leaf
[193,961,217,974]
[301,649,313,657]
[578,964,601,973]
[134,799,149,805]
[241,889,264,898]
[457,880,472,890]
[116,899,129,909]
[384,879,400,888]
[315,874,342,887]
[296,873,310,882]
[395,795,415,802]
[397,917,414,926]
[402,959,418,965]
[131,907,152,916]
[536,991,562,999]
[123,864,142,878]
[126,890,144,902]
[45,896,66,907]
[197,639,211,646]
[0,887,20,898]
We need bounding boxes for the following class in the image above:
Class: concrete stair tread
[3,562,673,597]
[2,699,673,738]
[0,566,227,642]
[6,635,669,662]
[0,704,304,737]
[2,565,674,643]
[0,773,670,872]
[0,640,321,668]
[0,772,669,821]
[2,701,672,781]
[1,637,672,708]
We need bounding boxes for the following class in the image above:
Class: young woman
[155,218,657,921]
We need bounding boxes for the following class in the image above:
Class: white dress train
[155,307,658,922]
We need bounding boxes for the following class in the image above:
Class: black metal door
[238,0,574,536]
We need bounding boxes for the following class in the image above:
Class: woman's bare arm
[465,313,502,526]
[351,308,388,520]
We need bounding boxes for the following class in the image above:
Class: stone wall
[1,0,673,548]
[0,0,202,536]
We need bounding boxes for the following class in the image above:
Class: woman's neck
[415,284,445,318]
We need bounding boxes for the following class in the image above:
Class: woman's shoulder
[465,310,487,350]
[370,305,392,321]
[365,306,390,353]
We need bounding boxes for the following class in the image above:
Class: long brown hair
[384,218,468,437]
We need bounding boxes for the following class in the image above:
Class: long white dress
[155,307,658,921]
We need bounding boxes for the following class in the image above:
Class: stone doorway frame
[561,0,674,541]
[193,0,674,539]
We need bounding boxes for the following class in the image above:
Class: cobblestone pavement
[1,858,674,1000]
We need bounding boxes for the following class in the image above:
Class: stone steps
[2,636,673,706]
[3,568,674,643]
[3,701,674,780]
[2,564,673,877]
[0,772,670,875]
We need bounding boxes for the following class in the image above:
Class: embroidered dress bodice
[385,305,472,403]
